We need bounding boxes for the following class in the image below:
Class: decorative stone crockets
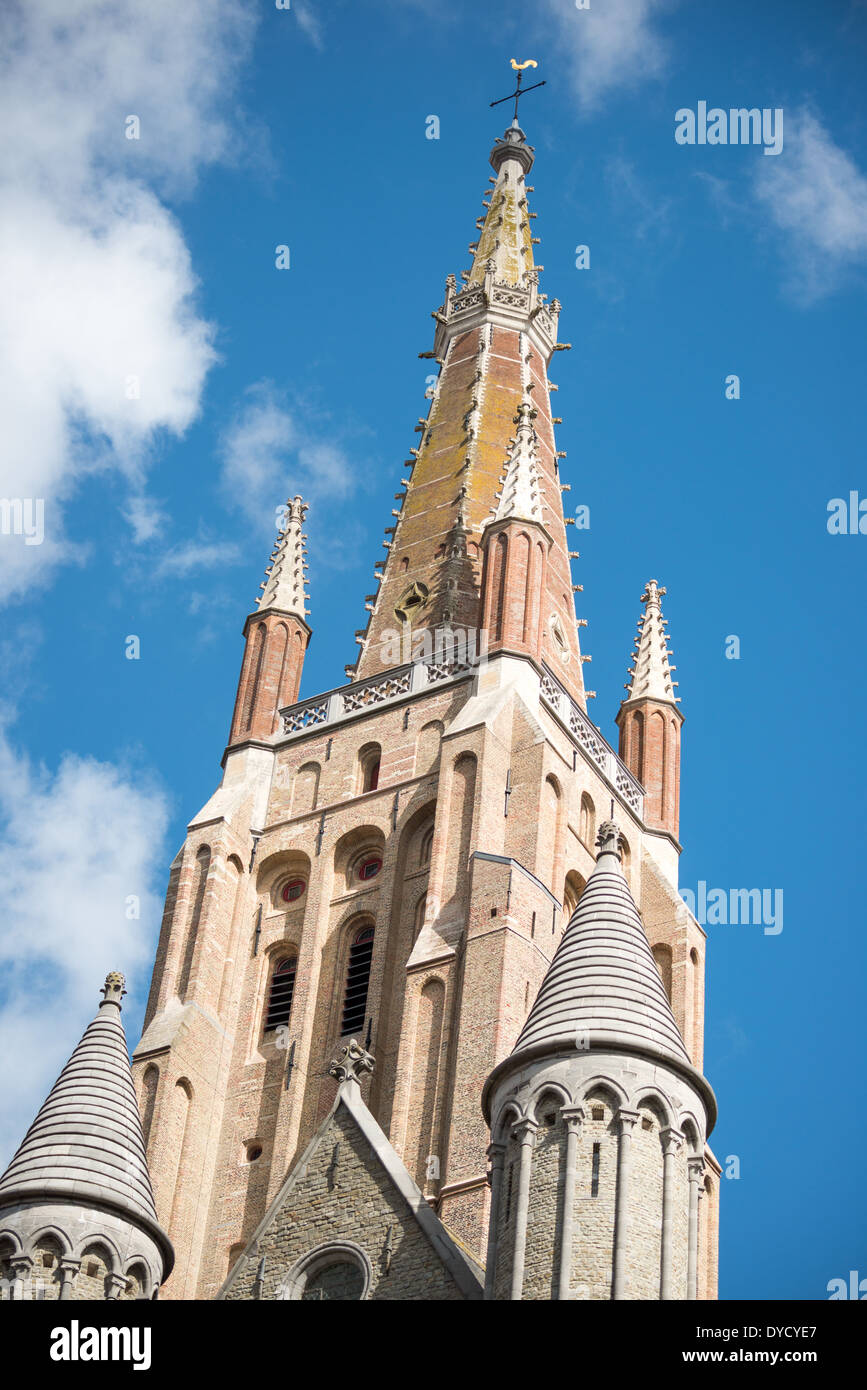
[616,580,684,838]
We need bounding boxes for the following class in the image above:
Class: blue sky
[1,0,865,1300]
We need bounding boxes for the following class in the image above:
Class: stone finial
[257,494,310,617]
[328,1039,375,1085]
[101,972,127,1006]
[595,820,623,860]
[622,577,679,705]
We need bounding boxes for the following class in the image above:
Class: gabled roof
[0,973,173,1272]
[218,1047,483,1301]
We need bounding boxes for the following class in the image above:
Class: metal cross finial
[490,59,546,122]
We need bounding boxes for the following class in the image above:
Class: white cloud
[0,720,171,1168]
[0,0,258,604]
[154,539,242,578]
[219,382,360,535]
[294,2,325,50]
[752,110,867,302]
[543,0,673,111]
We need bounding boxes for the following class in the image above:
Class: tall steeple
[228,495,311,745]
[616,580,683,839]
[351,118,586,705]
[0,973,173,1299]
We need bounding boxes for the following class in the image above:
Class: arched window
[579,792,595,848]
[652,943,673,1001]
[341,926,375,1036]
[419,826,434,867]
[357,855,382,882]
[265,957,297,1031]
[279,1242,371,1301]
[358,743,381,793]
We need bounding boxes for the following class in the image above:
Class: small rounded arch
[122,1259,152,1300]
[334,825,386,890]
[579,1076,629,1111]
[579,792,595,848]
[0,1229,23,1260]
[680,1116,703,1154]
[292,761,321,815]
[690,946,700,965]
[620,834,631,879]
[27,1225,72,1260]
[415,720,444,775]
[491,1098,524,1143]
[358,742,381,793]
[75,1234,122,1274]
[279,1240,372,1301]
[633,1089,675,1129]
[413,892,427,940]
[530,1081,571,1122]
[563,869,586,920]
[652,942,673,1001]
[257,848,312,901]
[140,1062,159,1147]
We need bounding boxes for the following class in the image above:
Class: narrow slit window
[341,926,375,1036]
[265,957,296,1031]
[591,1141,601,1198]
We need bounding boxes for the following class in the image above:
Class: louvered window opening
[341,928,374,1036]
[265,959,297,1030]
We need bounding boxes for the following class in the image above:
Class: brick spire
[228,496,312,745]
[616,581,684,839]
[352,121,585,703]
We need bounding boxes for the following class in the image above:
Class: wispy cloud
[219,381,362,541]
[153,539,242,579]
[0,718,170,1167]
[294,1,325,50]
[751,109,867,302]
[0,0,258,604]
[543,0,675,111]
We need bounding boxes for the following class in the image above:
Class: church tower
[130,112,720,1300]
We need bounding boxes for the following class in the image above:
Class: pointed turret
[349,118,585,704]
[481,823,715,1302]
[507,820,691,1069]
[228,495,312,745]
[257,495,309,617]
[616,580,683,839]
[0,973,173,1299]
[480,402,552,664]
[468,119,537,290]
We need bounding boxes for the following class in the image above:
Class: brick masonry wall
[221,1107,464,1301]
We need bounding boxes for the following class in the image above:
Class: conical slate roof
[511,822,690,1067]
[0,973,171,1265]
